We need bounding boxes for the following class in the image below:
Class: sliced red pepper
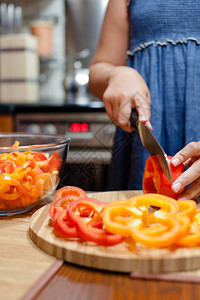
[67,198,124,246]
[142,155,184,199]
[32,152,47,161]
[54,209,80,238]
[49,186,88,220]
[38,151,60,173]
[49,197,92,221]
[55,185,87,202]
[49,198,67,220]
[46,151,60,173]
[0,162,15,174]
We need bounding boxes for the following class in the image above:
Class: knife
[130,109,172,183]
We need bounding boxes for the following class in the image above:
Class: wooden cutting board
[29,190,200,273]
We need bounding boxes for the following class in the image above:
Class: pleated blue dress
[107,0,200,190]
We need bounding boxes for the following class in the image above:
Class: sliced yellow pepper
[177,200,197,220]
[129,210,181,248]
[128,193,179,216]
[103,199,144,236]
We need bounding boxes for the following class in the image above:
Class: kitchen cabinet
[0,115,13,132]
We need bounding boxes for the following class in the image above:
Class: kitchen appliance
[130,108,172,183]
[64,0,109,104]
[0,114,13,132]
[15,106,116,191]
[65,0,108,72]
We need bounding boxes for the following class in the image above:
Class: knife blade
[130,109,172,183]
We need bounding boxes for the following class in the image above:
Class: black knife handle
[130,108,139,129]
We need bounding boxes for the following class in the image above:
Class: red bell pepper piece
[38,151,60,173]
[32,152,47,161]
[0,162,15,174]
[54,209,80,238]
[49,186,88,220]
[67,198,124,246]
[142,155,184,199]
[55,185,87,202]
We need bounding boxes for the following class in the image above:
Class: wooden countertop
[0,197,56,300]
[2,193,200,300]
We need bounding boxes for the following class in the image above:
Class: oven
[14,106,116,191]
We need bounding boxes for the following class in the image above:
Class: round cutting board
[29,190,200,273]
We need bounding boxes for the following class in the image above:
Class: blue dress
[107,0,200,190]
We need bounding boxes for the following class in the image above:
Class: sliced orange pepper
[11,141,20,148]
[0,191,20,200]
[142,223,168,236]
[103,199,144,236]
[0,183,10,194]
[0,174,19,187]
[129,210,181,248]
[175,229,200,247]
[142,212,168,236]
[194,210,200,226]
[102,194,196,247]
[0,143,60,211]
[142,212,190,238]
[176,214,191,239]
[128,193,179,216]
[103,195,181,243]
[175,210,200,247]
[177,200,197,220]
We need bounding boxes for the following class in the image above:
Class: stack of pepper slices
[49,187,200,248]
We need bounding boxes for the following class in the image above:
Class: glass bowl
[0,133,70,216]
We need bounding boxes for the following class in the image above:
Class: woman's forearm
[88,62,115,100]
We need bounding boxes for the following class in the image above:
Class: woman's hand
[171,141,200,200]
[102,66,152,132]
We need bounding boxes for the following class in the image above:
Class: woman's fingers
[172,158,200,199]
[117,93,151,132]
[134,90,151,122]
[104,101,113,121]
[103,91,152,132]
[171,141,200,199]
[172,141,200,166]
[118,99,133,131]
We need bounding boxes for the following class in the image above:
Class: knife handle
[130,108,139,129]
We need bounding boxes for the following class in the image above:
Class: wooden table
[2,192,200,300]
[30,262,200,300]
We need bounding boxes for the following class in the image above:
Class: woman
[89,0,200,199]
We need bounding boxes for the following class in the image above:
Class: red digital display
[70,122,89,132]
